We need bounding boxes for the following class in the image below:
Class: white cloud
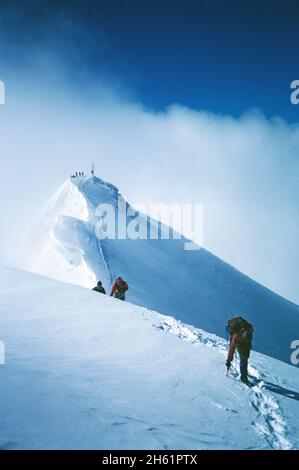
[0,83,298,304]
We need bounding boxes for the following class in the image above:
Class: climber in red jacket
[110,277,129,301]
[226,317,253,386]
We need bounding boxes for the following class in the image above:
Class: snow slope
[0,266,299,450]
[31,176,299,364]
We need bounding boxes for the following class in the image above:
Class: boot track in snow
[143,311,293,450]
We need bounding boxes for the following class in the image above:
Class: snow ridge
[75,177,115,288]
[32,176,299,364]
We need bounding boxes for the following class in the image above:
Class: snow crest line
[76,179,112,287]
[146,312,292,450]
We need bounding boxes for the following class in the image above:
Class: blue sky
[1,0,299,121]
[0,1,299,304]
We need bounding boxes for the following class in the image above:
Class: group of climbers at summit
[92,277,129,301]
[71,171,85,178]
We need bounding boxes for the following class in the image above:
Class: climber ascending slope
[92,280,106,294]
[226,316,254,386]
[110,277,129,301]
[32,176,299,364]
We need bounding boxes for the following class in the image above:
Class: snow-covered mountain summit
[31,176,299,364]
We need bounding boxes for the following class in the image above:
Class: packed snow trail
[1,266,299,450]
[149,314,293,450]
[78,177,112,287]
[31,176,299,364]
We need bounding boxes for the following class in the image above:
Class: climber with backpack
[226,316,254,386]
[110,277,129,301]
[92,281,106,295]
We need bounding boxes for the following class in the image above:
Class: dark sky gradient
[0,0,299,121]
[1,0,299,120]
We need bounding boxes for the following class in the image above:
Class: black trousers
[238,348,250,380]
[240,358,248,379]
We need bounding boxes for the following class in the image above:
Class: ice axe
[225,324,231,376]
[225,360,231,376]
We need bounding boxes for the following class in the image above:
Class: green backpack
[227,316,253,345]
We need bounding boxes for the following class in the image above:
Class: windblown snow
[0,266,299,450]
[31,176,299,364]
